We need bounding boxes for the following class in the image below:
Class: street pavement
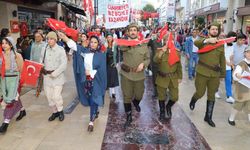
[0,58,250,150]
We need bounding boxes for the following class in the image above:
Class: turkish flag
[21,60,43,87]
[0,46,5,78]
[198,37,236,53]
[46,18,67,31]
[157,24,168,42]
[168,33,180,66]
[64,27,79,41]
[87,32,101,37]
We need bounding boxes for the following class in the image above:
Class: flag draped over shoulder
[167,32,180,66]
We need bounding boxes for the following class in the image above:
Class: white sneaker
[215,92,221,99]
[226,97,235,104]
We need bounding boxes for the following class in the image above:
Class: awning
[59,0,86,16]
[237,6,250,16]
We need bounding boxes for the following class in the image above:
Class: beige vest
[235,61,250,102]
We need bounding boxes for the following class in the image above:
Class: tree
[143,4,156,12]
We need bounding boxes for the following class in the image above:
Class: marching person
[189,22,226,127]
[105,33,119,99]
[228,46,250,126]
[147,29,163,98]
[40,31,67,122]
[153,32,182,121]
[0,37,24,133]
[185,28,200,80]
[30,31,46,63]
[119,23,150,128]
[58,31,107,132]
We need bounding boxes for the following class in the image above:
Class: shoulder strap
[42,44,49,63]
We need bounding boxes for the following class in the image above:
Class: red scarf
[114,38,150,46]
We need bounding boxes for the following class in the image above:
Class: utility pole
[94,0,98,27]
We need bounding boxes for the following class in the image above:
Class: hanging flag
[167,32,180,66]
[83,0,87,11]
[20,60,43,87]
[88,0,94,18]
[157,24,168,42]
[114,38,150,46]
[46,18,67,31]
[198,37,236,53]
[0,46,5,78]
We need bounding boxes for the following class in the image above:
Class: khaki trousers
[44,85,64,112]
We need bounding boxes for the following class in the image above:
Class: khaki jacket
[120,43,150,81]
[194,38,226,78]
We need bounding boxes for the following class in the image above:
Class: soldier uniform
[189,22,226,127]
[120,23,150,128]
[148,38,163,97]
[154,49,182,121]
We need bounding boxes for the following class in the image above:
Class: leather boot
[58,111,64,121]
[159,101,166,121]
[132,99,141,112]
[123,103,132,128]
[0,123,9,134]
[189,97,197,110]
[48,112,59,121]
[16,110,26,121]
[204,100,216,127]
[166,100,176,118]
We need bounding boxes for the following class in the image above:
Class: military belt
[121,63,137,73]
[199,60,221,72]
[158,71,176,77]
[41,69,55,75]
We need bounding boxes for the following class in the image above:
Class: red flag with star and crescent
[20,60,43,87]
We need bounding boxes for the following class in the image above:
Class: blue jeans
[188,52,199,78]
[89,96,98,121]
[224,70,233,97]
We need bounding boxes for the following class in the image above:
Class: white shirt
[81,53,97,78]
[233,58,250,81]
[192,37,199,53]
[224,44,234,70]
[233,43,247,65]
[67,39,97,78]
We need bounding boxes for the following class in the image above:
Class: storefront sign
[105,3,130,29]
[10,20,19,33]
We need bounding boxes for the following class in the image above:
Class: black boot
[132,99,141,112]
[0,123,9,134]
[189,97,197,110]
[58,111,64,121]
[166,100,176,118]
[204,100,216,127]
[124,103,132,128]
[159,101,166,121]
[16,110,26,121]
[48,112,59,121]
